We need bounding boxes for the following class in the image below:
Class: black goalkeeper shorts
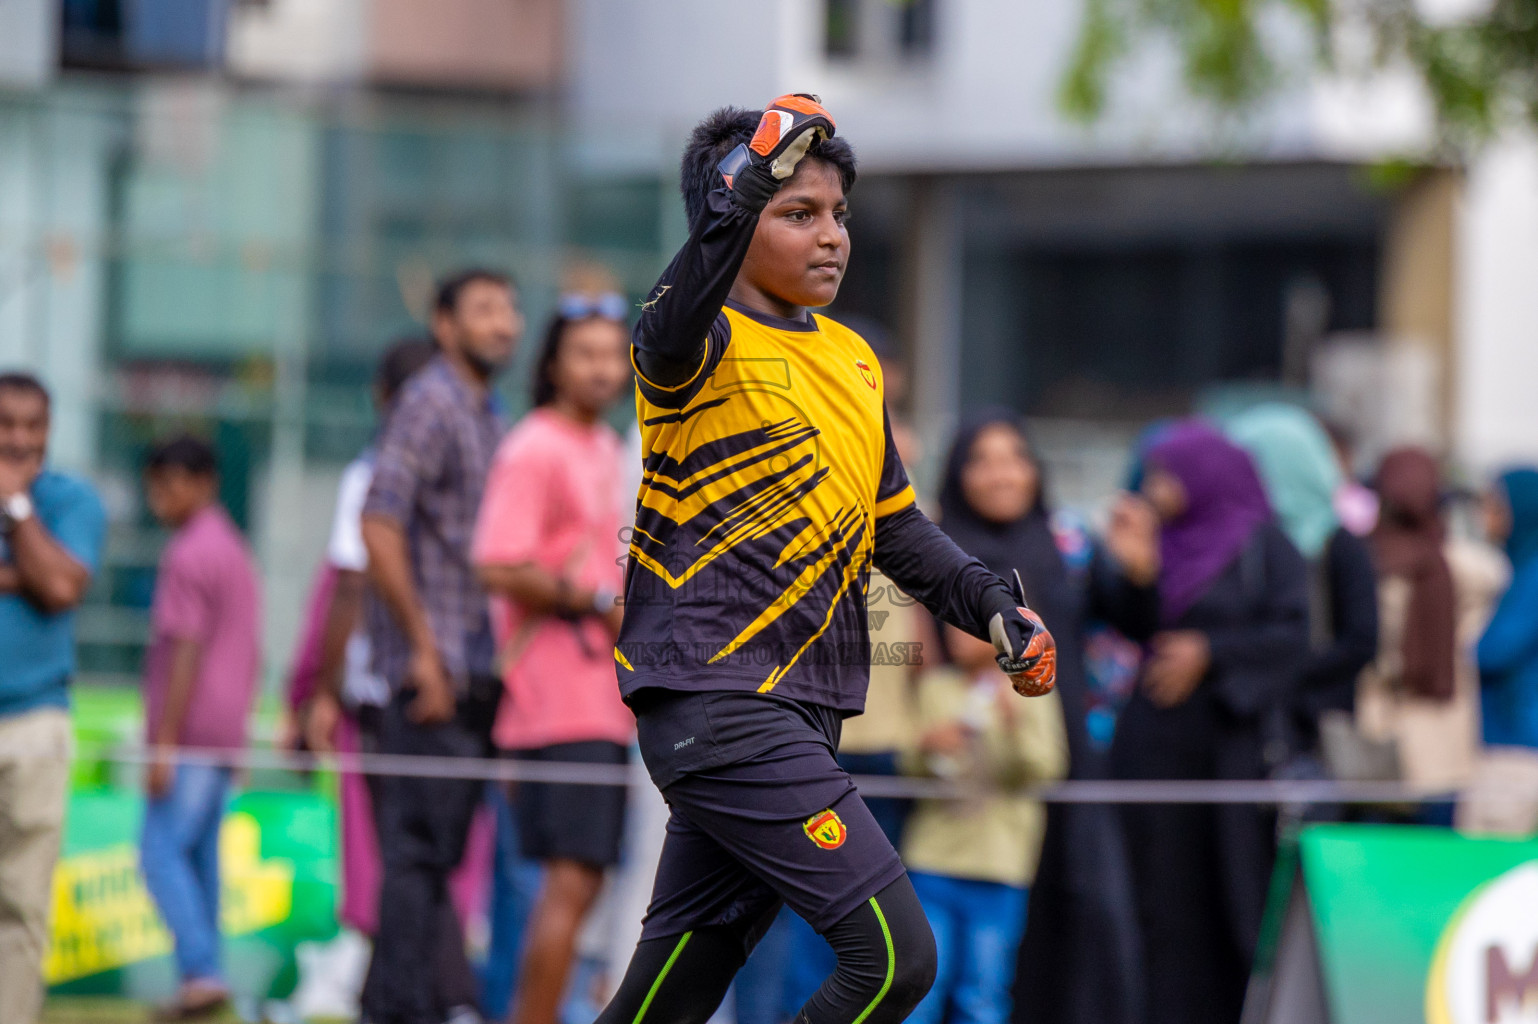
[631,689,907,940]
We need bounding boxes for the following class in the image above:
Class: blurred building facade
[0,0,669,690]
[0,0,1535,693]
[571,0,1536,482]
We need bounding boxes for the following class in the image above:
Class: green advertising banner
[46,789,339,1000]
[1254,824,1538,1024]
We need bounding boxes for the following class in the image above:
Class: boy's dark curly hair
[679,106,857,231]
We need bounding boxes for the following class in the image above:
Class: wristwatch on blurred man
[0,491,33,535]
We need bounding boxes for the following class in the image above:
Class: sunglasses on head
[558,292,629,321]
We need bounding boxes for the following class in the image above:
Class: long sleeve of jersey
[874,504,1018,642]
[632,189,763,400]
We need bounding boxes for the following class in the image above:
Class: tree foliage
[1061,0,1538,145]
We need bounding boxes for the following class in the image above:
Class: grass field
[42,1000,344,1024]
[43,1000,159,1024]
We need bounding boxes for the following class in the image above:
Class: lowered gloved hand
[985,574,1058,698]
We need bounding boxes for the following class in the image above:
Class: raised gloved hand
[989,605,1057,697]
[718,94,837,209]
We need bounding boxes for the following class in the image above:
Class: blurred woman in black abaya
[937,410,1161,1024]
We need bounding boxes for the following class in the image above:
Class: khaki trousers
[0,708,72,1024]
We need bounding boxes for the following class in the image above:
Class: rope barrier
[40,743,1529,806]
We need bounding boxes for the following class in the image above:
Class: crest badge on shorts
[803,809,848,850]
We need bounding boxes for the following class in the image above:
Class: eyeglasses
[558,292,629,321]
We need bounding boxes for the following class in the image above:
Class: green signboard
[45,789,339,1001]
[1252,824,1538,1024]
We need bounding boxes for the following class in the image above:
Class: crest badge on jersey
[803,809,848,850]
[854,359,877,390]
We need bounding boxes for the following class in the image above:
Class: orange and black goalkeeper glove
[718,94,837,210]
[989,606,1058,698]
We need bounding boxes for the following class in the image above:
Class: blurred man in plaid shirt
[358,269,523,1024]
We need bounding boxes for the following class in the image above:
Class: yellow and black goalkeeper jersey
[619,188,1013,713]
[620,300,914,710]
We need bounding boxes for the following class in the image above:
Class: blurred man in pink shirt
[473,294,634,1024]
[140,436,261,1020]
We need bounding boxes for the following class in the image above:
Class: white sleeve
[327,460,373,571]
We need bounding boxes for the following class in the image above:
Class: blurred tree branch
[1061,0,1538,147]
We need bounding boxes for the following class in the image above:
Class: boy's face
[145,467,214,528]
[739,159,850,312]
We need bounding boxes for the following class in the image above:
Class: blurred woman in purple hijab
[1148,422,1272,621]
[1111,421,1310,1024]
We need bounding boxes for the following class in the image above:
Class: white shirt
[330,455,388,708]
[328,457,374,572]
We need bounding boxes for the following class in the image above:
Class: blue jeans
[140,764,233,983]
[908,873,1029,1024]
[479,784,544,1021]
[734,906,795,1024]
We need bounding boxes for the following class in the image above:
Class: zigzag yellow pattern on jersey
[758,545,863,693]
[628,471,825,592]
[709,506,864,664]
[703,471,814,554]
[639,432,817,520]
[631,416,828,590]
[642,418,818,492]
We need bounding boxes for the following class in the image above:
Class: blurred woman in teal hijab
[1228,404,1341,558]
[1479,467,1538,749]
[1227,404,1378,748]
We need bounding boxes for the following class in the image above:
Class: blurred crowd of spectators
[2,266,1537,1024]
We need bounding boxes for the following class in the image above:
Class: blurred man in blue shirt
[0,372,106,1024]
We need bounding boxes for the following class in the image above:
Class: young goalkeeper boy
[597,96,1057,1024]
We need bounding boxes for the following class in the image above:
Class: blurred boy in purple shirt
[140,435,261,1020]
